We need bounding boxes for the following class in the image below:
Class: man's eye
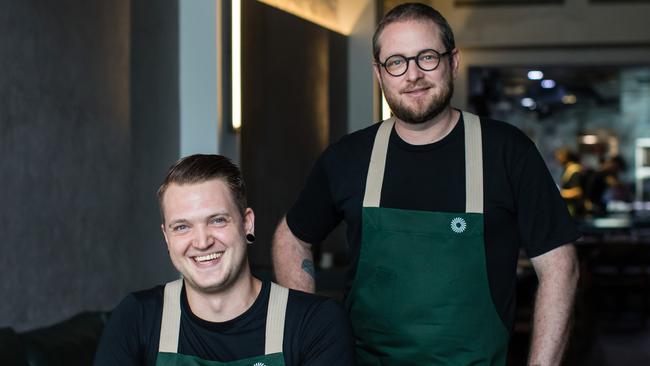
[419,52,439,63]
[210,217,227,225]
[387,59,402,67]
[172,224,188,232]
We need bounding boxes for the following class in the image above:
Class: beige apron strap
[462,111,484,214]
[363,119,395,208]
[158,279,183,353]
[265,282,289,355]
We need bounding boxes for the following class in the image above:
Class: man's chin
[399,114,434,125]
[184,276,228,294]
[394,105,447,124]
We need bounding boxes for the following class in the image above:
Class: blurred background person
[585,155,631,216]
[555,147,586,219]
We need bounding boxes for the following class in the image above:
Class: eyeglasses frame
[375,48,454,77]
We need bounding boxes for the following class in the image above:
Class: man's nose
[193,225,214,249]
[404,58,424,81]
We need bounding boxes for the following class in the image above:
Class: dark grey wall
[0,0,179,331]
[241,0,348,272]
[130,0,180,286]
[0,0,131,331]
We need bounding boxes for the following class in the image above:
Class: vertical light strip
[216,0,223,133]
[231,0,242,131]
[381,92,391,121]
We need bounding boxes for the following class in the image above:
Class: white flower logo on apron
[450,217,467,233]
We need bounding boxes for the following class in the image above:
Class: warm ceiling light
[562,94,577,104]
[504,85,526,96]
[256,0,368,35]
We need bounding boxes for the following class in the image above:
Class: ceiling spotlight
[527,70,544,80]
[521,98,536,108]
[581,135,598,145]
[541,79,556,89]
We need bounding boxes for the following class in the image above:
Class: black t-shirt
[286,112,580,330]
[94,280,355,366]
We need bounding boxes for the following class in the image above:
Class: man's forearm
[271,217,316,293]
[529,244,579,366]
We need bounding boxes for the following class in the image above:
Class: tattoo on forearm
[301,259,315,279]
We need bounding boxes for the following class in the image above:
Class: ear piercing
[246,233,256,244]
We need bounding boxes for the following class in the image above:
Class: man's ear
[451,48,461,80]
[243,208,255,235]
[373,63,383,85]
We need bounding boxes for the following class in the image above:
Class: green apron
[345,112,509,365]
[156,279,287,366]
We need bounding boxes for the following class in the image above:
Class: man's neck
[394,107,460,146]
[185,273,262,323]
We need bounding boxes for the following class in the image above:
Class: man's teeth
[194,252,223,262]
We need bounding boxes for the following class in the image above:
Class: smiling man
[95,154,354,366]
[272,3,580,365]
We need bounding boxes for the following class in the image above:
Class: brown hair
[373,3,456,62]
[157,154,247,221]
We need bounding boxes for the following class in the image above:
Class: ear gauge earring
[246,233,256,244]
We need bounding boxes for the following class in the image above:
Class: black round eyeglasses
[376,49,452,77]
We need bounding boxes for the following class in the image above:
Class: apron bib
[345,112,509,365]
[156,280,288,366]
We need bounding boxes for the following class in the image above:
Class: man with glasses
[273,3,579,365]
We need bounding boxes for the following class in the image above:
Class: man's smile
[192,251,224,264]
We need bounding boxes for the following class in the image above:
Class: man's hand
[271,216,316,293]
[529,243,579,366]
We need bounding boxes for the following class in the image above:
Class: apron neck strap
[159,278,183,353]
[362,118,394,208]
[264,282,289,354]
[464,111,483,214]
[157,280,289,355]
[362,111,484,214]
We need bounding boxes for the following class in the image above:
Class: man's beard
[383,76,454,124]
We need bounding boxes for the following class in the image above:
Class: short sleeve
[513,145,581,258]
[93,295,144,366]
[298,299,355,366]
[286,151,343,244]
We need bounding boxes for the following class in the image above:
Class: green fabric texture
[156,351,285,366]
[346,207,509,365]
